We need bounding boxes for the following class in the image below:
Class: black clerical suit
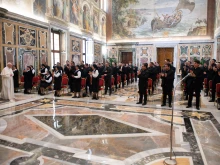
[161,69,174,106]
[148,66,157,94]
[23,70,33,93]
[138,69,149,105]
[133,66,138,82]
[187,67,203,108]
[13,69,19,90]
[112,66,118,90]
[211,70,220,101]
[104,66,112,95]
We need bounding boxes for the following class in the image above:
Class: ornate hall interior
[0,0,220,165]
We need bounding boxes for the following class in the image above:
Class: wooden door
[121,52,132,64]
[157,48,174,66]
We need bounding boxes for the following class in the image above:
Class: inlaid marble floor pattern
[0,84,220,164]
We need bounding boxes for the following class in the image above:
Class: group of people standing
[137,60,175,107]
[63,60,139,99]
[181,59,220,110]
[1,58,219,111]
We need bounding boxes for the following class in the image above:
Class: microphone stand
[164,73,190,165]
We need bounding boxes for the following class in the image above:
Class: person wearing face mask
[23,66,33,94]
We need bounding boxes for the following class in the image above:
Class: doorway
[121,52,132,64]
[157,48,174,66]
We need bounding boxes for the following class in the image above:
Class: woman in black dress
[23,66,33,94]
[39,71,52,95]
[90,64,99,100]
[12,65,19,93]
[53,66,62,97]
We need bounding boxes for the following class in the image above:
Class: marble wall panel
[19,27,36,47]
[38,30,47,49]
[19,49,38,75]
[3,47,16,66]
[70,36,82,63]
[2,22,16,45]
[40,50,48,66]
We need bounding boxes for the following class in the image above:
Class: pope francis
[1,62,14,101]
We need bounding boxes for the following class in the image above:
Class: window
[51,30,60,66]
[82,39,86,63]
[86,40,94,64]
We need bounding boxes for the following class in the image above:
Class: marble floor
[0,82,220,165]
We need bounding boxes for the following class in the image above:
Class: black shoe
[209,100,214,102]
[186,106,192,108]
[161,104,166,107]
[169,104,172,108]
[136,102,142,104]
[72,96,77,98]
[142,103,146,106]
[196,107,200,110]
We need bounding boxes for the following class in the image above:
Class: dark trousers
[139,91,147,104]
[135,73,137,82]
[121,75,125,88]
[162,88,172,105]
[126,74,129,85]
[212,86,216,101]
[188,87,201,107]
[105,77,112,94]
[86,81,92,94]
[114,76,117,90]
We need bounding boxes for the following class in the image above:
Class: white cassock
[1,67,14,100]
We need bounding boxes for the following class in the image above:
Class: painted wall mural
[70,0,80,25]
[216,0,220,31]
[40,50,48,66]
[33,0,46,18]
[72,40,81,53]
[101,16,106,36]
[53,0,68,20]
[82,4,91,31]
[70,36,82,64]
[94,43,102,63]
[112,0,207,39]
[93,9,99,34]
